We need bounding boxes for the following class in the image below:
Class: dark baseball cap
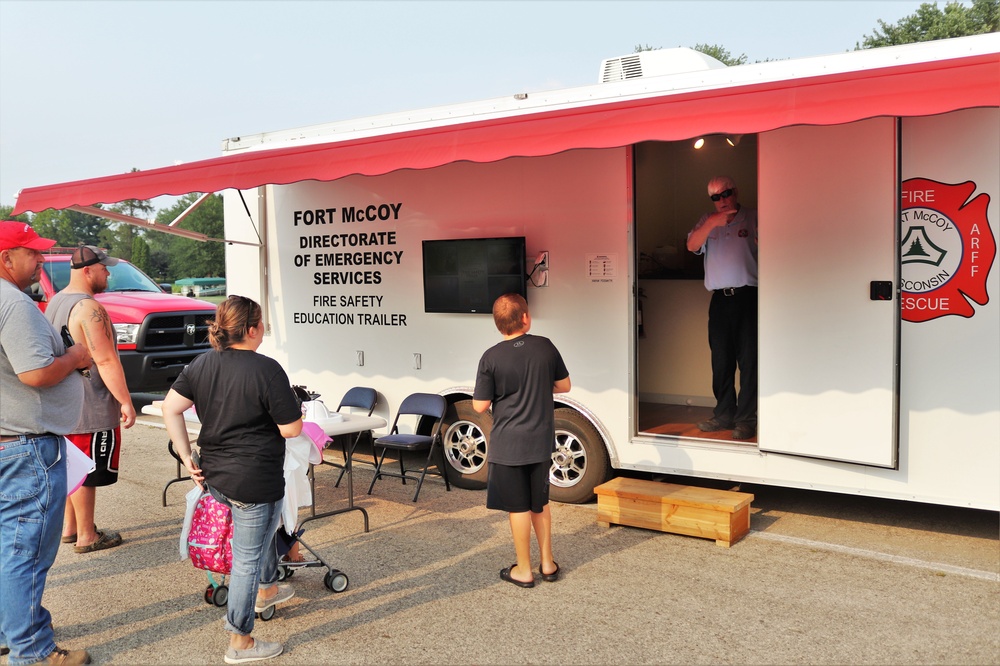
[0,220,57,251]
[71,245,120,269]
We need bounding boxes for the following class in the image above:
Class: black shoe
[732,424,756,440]
[697,417,734,432]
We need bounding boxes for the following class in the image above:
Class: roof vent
[599,48,727,83]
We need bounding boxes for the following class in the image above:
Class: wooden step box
[594,477,753,547]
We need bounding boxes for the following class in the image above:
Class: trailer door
[757,118,898,467]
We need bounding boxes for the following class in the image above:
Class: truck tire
[440,400,491,490]
[549,408,611,504]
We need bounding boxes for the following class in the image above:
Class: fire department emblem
[900,178,995,323]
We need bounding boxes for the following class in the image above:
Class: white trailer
[13,35,1000,508]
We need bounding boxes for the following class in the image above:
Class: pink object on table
[302,421,333,463]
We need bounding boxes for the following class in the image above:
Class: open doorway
[633,134,758,442]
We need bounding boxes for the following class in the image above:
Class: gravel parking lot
[22,421,1000,665]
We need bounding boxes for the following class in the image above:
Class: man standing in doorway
[686,176,758,440]
[0,221,92,665]
[45,245,136,553]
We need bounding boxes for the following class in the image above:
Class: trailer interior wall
[224,148,634,445]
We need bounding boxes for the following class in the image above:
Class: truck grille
[138,312,214,351]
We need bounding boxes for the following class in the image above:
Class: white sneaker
[254,584,295,613]
[224,639,283,664]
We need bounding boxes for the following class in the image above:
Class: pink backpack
[188,492,233,574]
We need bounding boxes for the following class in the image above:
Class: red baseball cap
[0,220,57,251]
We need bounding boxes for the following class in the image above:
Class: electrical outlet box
[535,250,549,287]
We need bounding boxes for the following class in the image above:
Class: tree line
[0,193,225,283]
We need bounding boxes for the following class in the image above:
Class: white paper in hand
[65,437,96,495]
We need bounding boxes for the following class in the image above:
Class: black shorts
[486,461,550,513]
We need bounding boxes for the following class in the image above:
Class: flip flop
[73,529,122,554]
[539,562,560,582]
[500,564,534,588]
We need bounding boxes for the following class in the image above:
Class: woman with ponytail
[162,295,302,664]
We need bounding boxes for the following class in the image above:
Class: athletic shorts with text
[66,428,121,487]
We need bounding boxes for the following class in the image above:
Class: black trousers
[707,287,758,427]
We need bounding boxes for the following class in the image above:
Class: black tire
[212,585,229,607]
[204,585,214,605]
[258,604,275,621]
[549,408,611,504]
[440,400,491,490]
[324,570,349,593]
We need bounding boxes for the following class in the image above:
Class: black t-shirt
[171,349,301,503]
[473,333,569,466]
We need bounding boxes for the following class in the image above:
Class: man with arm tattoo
[45,246,136,553]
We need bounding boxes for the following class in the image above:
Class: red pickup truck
[31,253,217,393]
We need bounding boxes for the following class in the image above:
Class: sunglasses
[710,188,734,202]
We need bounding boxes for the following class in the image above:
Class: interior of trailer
[634,134,759,443]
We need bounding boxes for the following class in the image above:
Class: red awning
[12,51,999,215]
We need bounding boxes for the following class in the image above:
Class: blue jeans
[209,487,283,636]
[0,435,66,665]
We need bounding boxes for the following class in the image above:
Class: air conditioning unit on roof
[599,47,728,83]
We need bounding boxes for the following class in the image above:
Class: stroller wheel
[204,585,214,605]
[213,585,229,607]
[258,604,276,621]
[324,570,349,593]
[277,565,294,581]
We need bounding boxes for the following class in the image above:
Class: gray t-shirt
[0,278,85,436]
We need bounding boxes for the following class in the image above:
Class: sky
[0,0,927,210]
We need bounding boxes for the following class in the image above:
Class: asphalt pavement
[16,419,999,665]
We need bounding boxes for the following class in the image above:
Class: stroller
[187,447,349,619]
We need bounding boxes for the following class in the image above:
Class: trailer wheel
[549,408,611,504]
[440,400,491,490]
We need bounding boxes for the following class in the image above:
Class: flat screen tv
[422,236,527,313]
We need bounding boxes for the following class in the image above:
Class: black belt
[0,433,54,443]
[715,286,757,296]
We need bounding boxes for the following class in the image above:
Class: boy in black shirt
[473,294,571,588]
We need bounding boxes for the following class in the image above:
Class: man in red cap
[46,245,136,555]
[0,221,93,665]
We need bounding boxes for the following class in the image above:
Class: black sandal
[500,564,535,588]
[539,562,560,582]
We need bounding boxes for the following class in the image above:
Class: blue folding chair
[331,387,379,488]
[366,393,451,502]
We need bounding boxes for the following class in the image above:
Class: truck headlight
[114,323,140,345]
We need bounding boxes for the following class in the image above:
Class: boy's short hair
[493,293,529,335]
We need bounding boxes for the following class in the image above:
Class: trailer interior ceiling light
[693,137,706,149]
[726,134,742,147]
